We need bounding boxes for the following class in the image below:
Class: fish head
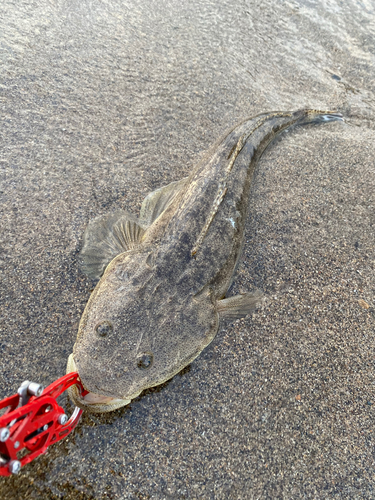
[68,250,218,412]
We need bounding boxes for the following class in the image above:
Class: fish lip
[66,353,132,413]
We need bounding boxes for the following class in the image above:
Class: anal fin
[216,290,263,320]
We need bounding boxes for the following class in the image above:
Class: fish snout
[66,353,133,413]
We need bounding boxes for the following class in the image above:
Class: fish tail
[294,109,344,125]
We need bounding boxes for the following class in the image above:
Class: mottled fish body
[68,109,342,412]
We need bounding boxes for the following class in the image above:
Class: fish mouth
[66,353,135,413]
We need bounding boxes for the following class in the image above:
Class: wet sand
[0,0,374,498]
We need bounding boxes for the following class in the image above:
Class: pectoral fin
[79,210,145,280]
[139,177,187,226]
[216,291,263,320]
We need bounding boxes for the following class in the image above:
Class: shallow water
[0,0,374,498]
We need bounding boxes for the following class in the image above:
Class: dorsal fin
[139,177,187,227]
[79,210,145,281]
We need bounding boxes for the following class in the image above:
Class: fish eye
[137,352,153,370]
[95,321,113,337]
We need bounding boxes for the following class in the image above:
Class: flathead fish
[67,109,343,412]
